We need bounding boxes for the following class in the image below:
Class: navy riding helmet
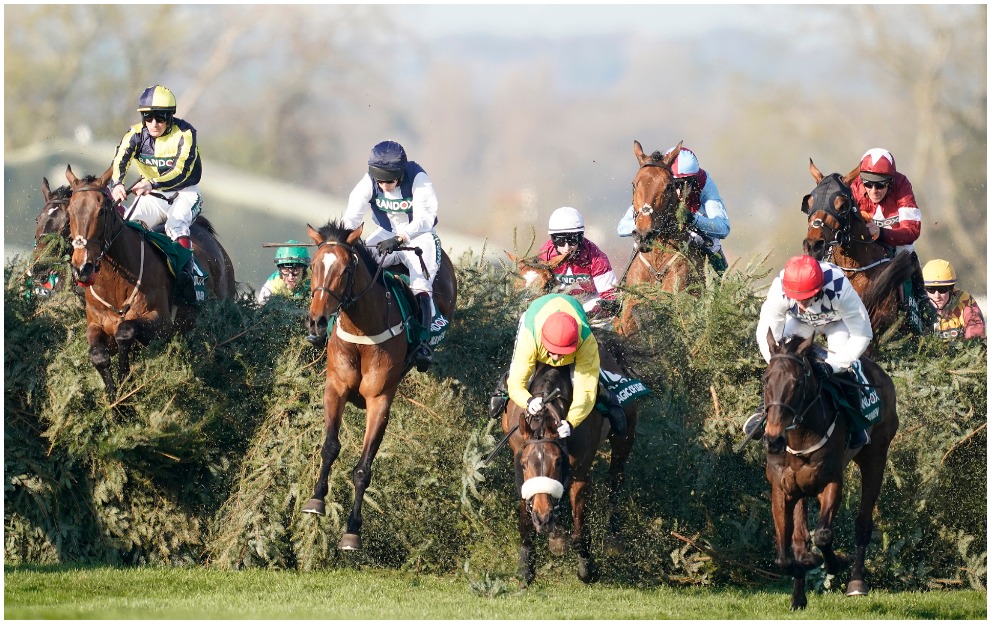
[368,141,407,182]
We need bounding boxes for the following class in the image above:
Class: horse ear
[633,140,646,166]
[505,251,520,265]
[809,159,824,184]
[842,164,861,187]
[797,333,816,355]
[42,177,51,202]
[98,166,113,188]
[346,223,364,245]
[306,224,324,246]
[662,142,682,168]
[65,165,78,186]
[766,328,779,354]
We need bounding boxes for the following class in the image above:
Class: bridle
[763,351,843,456]
[631,161,683,248]
[310,240,386,317]
[516,407,568,515]
[68,185,127,272]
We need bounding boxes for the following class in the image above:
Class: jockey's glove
[376,236,403,256]
[526,396,544,415]
[557,420,572,439]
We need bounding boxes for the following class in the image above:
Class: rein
[765,352,837,456]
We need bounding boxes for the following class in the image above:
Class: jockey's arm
[342,174,374,230]
[617,205,635,237]
[693,178,730,240]
[566,335,600,429]
[756,279,789,363]
[824,286,873,372]
[397,172,438,243]
[110,127,141,187]
[506,331,539,410]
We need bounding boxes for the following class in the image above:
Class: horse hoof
[846,580,869,596]
[577,556,599,584]
[338,533,362,550]
[301,499,325,515]
[548,532,568,557]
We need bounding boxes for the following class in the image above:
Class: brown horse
[301,220,458,550]
[801,161,918,341]
[64,165,236,399]
[617,140,707,335]
[501,361,614,585]
[761,330,898,610]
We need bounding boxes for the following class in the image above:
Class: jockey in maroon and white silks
[849,148,922,252]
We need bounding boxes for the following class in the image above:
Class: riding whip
[482,388,562,465]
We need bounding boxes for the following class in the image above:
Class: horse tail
[193,215,218,237]
[861,251,914,318]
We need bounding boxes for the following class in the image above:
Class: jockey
[535,207,619,323]
[922,259,986,342]
[257,242,311,305]
[849,148,935,325]
[507,294,601,439]
[617,145,730,272]
[744,255,874,449]
[342,140,441,372]
[109,85,203,297]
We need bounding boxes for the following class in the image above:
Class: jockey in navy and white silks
[617,145,730,257]
[756,256,873,374]
[341,140,440,371]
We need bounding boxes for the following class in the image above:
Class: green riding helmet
[274,241,309,267]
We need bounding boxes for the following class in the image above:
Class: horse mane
[648,150,664,162]
[780,334,810,355]
[48,185,72,203]
[860,250,915,318]
[193,215,218,237]
[316,219,376,273]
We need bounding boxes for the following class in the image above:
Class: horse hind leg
[604,408,637,556]
[568,479,599,584]
[847,451,888,596]
[814,481,851,576]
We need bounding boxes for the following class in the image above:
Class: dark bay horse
[761,330,898,610]
[618,140,707,336]
[64,165,236,399]
[29,177,74,296]
[801,161,917,341]
[501,349,639,586]
[302,220,458,550]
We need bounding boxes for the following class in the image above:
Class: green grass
[3,565,986,619]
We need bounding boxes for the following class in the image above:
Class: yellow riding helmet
[137,85,177,113]
[922,259,956,286]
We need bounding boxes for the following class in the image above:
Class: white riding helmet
[548,207,585,234]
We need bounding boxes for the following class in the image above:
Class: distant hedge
[4,250,986,591]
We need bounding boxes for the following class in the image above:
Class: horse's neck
[337,271,397,332]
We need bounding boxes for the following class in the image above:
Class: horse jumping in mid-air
[760,330,898,610]
[64,165,236,399]
[301,220,458,550]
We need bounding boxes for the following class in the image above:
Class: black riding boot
[598,383,627,436]
[489,370,510,419]
[743,400,766,440]
[909,252,938,328]
[413,293,434,372]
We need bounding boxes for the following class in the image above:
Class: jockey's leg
[906,250,938,328]
[164,189,204,304]
[406,232,441,373]
[820,324,869,449]
[489,369,510,419]
[596,348,627,436]
[836,369,871,449]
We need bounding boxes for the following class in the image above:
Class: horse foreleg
[770,485,807,610]
[302,386,345,517]
[517,499,536,587]
[340,394,393,550]
[604,411,637,555]
[86,324,117,400]
[792,498,821,570]
[815,480,850,576]
[847,453,887,596]
[568,479,598,584]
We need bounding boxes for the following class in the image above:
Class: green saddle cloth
[124,222,207,303]
[821,359,882,431]
[596,368,651,409]
[382,271,450,347]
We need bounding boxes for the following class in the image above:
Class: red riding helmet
[781,256,824,300]
[860,148,896,182]
[540,312,579,355]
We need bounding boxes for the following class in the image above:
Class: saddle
[813,349,883,431]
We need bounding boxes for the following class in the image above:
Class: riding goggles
[925,285,952,294]
[551,233,583,247]
[861,179,890,190]
[141,111,172,123]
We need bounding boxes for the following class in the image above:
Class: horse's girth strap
[335,318,405,345]
[638,249,683,281]
[87,240,145,317]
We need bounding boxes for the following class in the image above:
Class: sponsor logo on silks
[873,216,900,228]
[138,156,176,170]
[599,368,651,406]
[793,308,840,327]
[374,197,414,213]
[850,360,882,423]
[557,267,591,286]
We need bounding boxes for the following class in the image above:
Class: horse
[63,165,237,400]
[29,177,74,296]
[801,161,918,341]
[617,140,708,336]
[500,339,639,586]
[761,330,898,610]
[301,220,458,550]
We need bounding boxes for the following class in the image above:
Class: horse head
[65,164,115,286]
[29,178,73,288]
[801,160,863,261]
[762,330,819,455]
[631,140,684,246]
[516,365,571,534]
[305,221,371,347]
[507,251,568,296]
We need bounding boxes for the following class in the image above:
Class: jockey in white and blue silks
[341,140,441,372]
[617,145,730,267]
